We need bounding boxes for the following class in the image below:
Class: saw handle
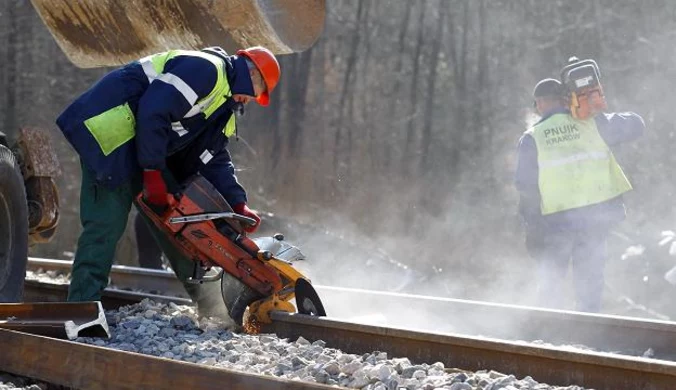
[168,212,257,226]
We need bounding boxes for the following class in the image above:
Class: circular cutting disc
[295,278,326,317]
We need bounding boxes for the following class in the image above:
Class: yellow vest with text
[527,113,632,215]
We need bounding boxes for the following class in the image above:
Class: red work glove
[232,203,261,233]
[142,169,169,208]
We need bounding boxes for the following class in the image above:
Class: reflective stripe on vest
[528,113,632,215]
[139,50,237,137]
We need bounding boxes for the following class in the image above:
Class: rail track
[27,257,676,360]
[10,257,676,389]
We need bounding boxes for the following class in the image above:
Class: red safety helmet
[237,46,280,106]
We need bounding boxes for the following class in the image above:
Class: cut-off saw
[136,175,326,332]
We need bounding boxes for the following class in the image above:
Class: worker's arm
[135,57,218,169]
[198,148,248,207]
[595,112,645,147]
[514,134,541,222]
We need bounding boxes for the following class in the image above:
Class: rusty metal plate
[0,301,109,340]
[16,128,61,178]
[30,0,326,68]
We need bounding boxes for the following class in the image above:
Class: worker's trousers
[525,226,609,313]
[67,162,195,301]
[134,213,164,270]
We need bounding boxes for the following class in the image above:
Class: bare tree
[4,1,19,137]
[402,2,427,177]
[420,0,446,174]
[333,0,366,182]
[381,1,413,171]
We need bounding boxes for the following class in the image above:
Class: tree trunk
[4,1,18,138]
[333,0,365,184]
[382,1,413,171]
[419,1,446,174]
[402,2,427,177]
[286,50,313,157]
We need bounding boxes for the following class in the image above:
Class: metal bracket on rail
[0,301,110,340]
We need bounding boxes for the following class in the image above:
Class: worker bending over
[56,46,280,324]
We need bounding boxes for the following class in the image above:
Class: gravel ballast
[74,299,586,390]
[0,372,57,390]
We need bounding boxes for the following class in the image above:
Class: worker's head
[532,78,564,116]
[233,46,281,106]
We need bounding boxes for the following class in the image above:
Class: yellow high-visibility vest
[527,113,632,215]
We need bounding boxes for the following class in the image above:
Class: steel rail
[27,257,185,298]
[267,311,676,390]
[318,286,676,361]
[26,258,676,360]
[23,279,191,309]
[0,327,337,390]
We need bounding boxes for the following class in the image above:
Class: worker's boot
[182,280,240,331]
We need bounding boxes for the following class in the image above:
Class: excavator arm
[30,0,326,68]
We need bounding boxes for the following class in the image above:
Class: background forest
[1,0,675,318]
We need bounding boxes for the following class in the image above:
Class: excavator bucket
[30,0,326,68]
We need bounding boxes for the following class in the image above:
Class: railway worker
[55,46,280,324]
[515,78,645,313]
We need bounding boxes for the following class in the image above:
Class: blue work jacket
[56,48,253,206]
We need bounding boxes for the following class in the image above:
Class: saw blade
[294,278,326,317]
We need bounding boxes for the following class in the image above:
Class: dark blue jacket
[56,49,253,206]
[515,108,645,231]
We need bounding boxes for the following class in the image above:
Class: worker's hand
[142,169,170,210]
[232,203,261,234]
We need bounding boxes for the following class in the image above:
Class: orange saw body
[135,175,325,330]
